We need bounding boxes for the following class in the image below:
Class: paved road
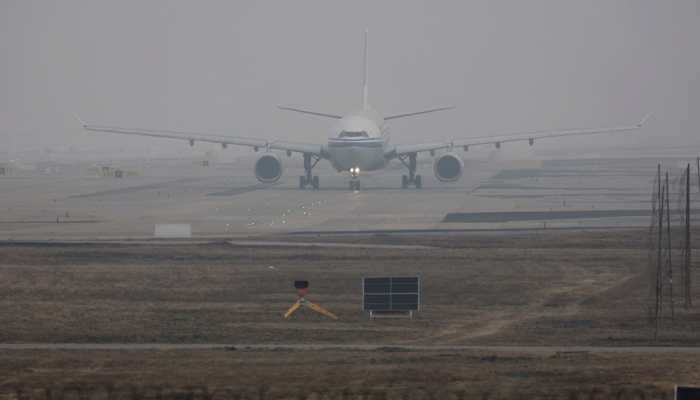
[0,225,643,245]
[1,343,698,354]
[226,240,435,249]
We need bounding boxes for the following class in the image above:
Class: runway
[0,155,685,240]
[0,238,435,250]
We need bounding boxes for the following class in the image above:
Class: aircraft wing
[388,114,650,157]
[268,141,323,155]
[77,116,323,156]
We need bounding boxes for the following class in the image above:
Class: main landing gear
[299,153,320,190]
[398,153,422,189]
[349,167,360,191]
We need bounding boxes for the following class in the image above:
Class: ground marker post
[283,280,338,320]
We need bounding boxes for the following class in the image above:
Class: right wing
[388,114,650,157]
[76,115,323,156]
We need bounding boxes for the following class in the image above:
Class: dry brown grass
[0,229,699,345]
[1,229,700,398]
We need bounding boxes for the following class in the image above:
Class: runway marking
[0,343,698,354]
[69,178,203,199]
[207,183,277,196]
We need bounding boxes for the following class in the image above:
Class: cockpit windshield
[339,131,369,138]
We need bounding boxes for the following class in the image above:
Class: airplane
[77,31,649,191]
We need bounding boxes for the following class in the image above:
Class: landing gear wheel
[300,153,321,190]
[355,181,360,191]
[349,181,360,191]
[398,152,421,190]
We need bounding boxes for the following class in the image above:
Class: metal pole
[687,164,693,308]
[665,171,674,319]
[656,164,663,338]
[647,166,658,323]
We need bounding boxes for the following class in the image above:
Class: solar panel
[364,294,391,311]
[362,277,420,312]
[364,278,391,293]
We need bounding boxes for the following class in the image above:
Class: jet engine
[433,153,464,182]
[254,153,283,183]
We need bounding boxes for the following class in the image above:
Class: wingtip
[73,113,86,127]
[638,113,652,127]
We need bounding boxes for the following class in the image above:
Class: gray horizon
[2,0,699,160]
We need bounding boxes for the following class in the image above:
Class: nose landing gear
[299,153,320,190]
[399,153,422,189]
[349,167,360,191]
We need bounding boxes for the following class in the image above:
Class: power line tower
[648,164,677,340]
[678,164,693,309]
[664,171,675,320]
[647,165,659,323]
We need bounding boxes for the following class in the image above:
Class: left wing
[387,114,650,157]
[277,106,343,119]
[77,116,323,156]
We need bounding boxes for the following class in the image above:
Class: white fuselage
[326,108,389,172]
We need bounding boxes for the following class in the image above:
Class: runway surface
[0,238,434,249]
[0,155,691,240]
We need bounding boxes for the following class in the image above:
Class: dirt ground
[1,229,699,398]
[1,229,698,345]
[1,349,699,400]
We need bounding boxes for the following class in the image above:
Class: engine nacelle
[254,153,283,183]
[433,152,464,182]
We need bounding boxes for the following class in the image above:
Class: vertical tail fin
[362,29,369,110]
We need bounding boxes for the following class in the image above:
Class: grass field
[1,229,699,398]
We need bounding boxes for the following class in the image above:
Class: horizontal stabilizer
[385,106,454,120]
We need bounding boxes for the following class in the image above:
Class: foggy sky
[2,0,699,159]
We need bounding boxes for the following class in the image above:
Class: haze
[2,0,699,160]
